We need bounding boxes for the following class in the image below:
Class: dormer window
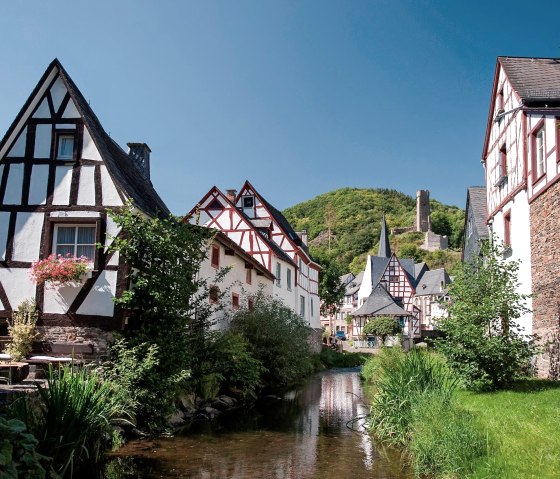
[57,134,75,160]
[243,196,254,209]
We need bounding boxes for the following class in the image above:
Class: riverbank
[362,349,560,479]
[459,379,560,479]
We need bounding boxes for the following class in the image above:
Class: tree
[105,205,222,429]
[363,316,402,345]
[324,203,338,253]
[436,239,537,390]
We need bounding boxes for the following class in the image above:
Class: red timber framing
[380,254,421,336]
[234,180,320,295]
[184,187,277,271]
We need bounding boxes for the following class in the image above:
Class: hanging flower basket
[30,254,93,288]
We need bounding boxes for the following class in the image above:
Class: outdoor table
[0,362,30,384]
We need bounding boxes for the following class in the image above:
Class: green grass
[459,380,560,479]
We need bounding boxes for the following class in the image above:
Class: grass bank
[318,348,372,368]
[459,380,560,479]
[363,349,560,479]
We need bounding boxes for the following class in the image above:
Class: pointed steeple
[378,214,391,258]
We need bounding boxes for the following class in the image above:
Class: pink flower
[30,254,92,288]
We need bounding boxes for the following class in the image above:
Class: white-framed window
[287,268,292,290]
[276,262,281,287]
[54,225,96,260]
[535,127,545,178]
[57,135,75,160]
[300,295,305,318]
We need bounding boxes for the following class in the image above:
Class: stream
[103,368,411,478]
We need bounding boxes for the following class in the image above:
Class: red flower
[30,254,92,287]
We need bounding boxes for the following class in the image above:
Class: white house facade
[186,183,321,329]
[0,59,170,353]
[483,56,560,376]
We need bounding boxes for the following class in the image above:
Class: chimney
[127,143,151,180]
[297,229,309,246]
[226,189,237,203]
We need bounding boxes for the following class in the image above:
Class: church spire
[378,214,391,258]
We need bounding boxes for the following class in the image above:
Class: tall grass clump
[11,365,131,478]
[367,348,457,445]
[365,348,488,478]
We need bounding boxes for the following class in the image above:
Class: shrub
[201,331,264,400]
[6,300,39,361]
[0,417,48,479]
[231,292,313,386]
[361,345,405,384]
[362,316,401,345]
[408,393,486,477]
[319,348,369,368]
[436,240,537,390]
[367,348,457,445]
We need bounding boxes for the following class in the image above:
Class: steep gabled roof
[370,256,391,287]
[0,59,170,217]
[354,284,411,317]
[378,214,391,258]
[499,56,560,101]
[345,271,363,296]
[415,268,451,297]
[466,187,488,239]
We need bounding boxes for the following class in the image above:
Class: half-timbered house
[187,183,321,329]
[482,56,560,376]
[353,216,451,342]
[0,59,169,354]
[199,231,275,328]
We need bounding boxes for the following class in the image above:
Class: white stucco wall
[76,270,118,316]
[0,268,37,311]
[29,164,49,205]
[34,124,52,158]
[490,191,533,334]
[13,212,44,262]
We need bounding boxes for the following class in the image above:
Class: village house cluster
[321,193,451,346]
[0,59,321,356]
[2,57,560,379]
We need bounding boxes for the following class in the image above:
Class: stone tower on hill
[416,190,430,232]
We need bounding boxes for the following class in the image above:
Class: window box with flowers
[30,254,93,288]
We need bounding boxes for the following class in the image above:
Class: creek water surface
[104,369,411,478]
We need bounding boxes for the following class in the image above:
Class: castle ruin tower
[416,190,430,232]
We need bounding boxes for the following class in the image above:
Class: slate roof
[415,268,451,297]
[354,284,411,317]
[467,187,488,239]
[0,59,170,218]
[414,262,429,281]
[345,271,363,296]
[499,56,560,101]
[378,215,391,258]
[339,273,355,286]
[399,258,416,286]
[370,256,391,287]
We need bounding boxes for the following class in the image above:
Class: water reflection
[105,369,410,479]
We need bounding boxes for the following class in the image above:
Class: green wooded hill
[283,188,465,274]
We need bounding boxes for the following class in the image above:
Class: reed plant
[13,365,132,478]
[367,348,458,445]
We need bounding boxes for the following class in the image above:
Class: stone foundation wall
[529,180,560,379]
[308,327,323,354]
[36,326,114,357]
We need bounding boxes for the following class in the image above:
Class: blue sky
[1,1,559,213]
